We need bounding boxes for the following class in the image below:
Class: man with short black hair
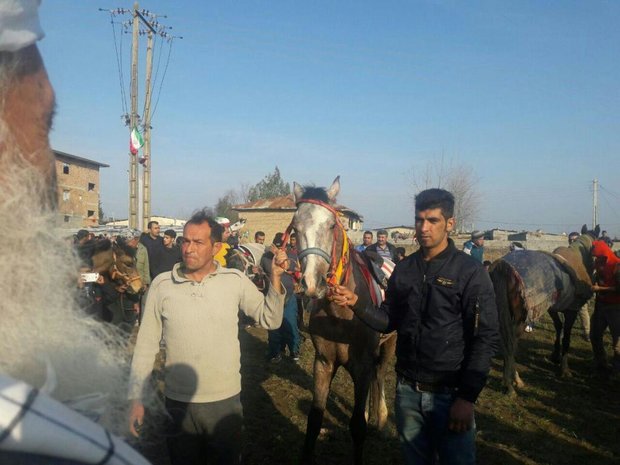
[140,220,164,279]
[152,229,182,277]
[366,229,397,261]
[128,209,288,464]
[254,231,266,244]
[331,188,499,465]
[355,230,374,252]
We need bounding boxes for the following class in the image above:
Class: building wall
[238,210,295,244]
[55,155,102,228]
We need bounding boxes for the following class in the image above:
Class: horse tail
[368,332,396,430]
[490,259,524,395]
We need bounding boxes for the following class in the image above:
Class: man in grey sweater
[128,209,288,464]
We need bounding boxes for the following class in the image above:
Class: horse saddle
[360,251,389,289]
[354,251,395,307]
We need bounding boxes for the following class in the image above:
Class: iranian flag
[130,126,144,155]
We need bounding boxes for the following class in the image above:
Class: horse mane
[300,185,331,203]
[93,238,113,253]
[77,238,112,259]
[114,237,136,258]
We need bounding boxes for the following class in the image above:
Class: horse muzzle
[300,274,327,299]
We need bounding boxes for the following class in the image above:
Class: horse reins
[283,198,352,288]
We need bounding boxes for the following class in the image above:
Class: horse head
[111,242,144,294]
[292,176,344,298]
[91,240,143,294]
[580,223,601,240]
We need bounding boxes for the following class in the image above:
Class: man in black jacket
[331,188,498,465]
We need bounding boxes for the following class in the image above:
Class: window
[88,183,95,191]
[62,163,69,174]
[62,190,70,201]
[87,210,95,217]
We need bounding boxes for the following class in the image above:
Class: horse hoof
[504,386,517,397]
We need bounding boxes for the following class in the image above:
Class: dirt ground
[134,311,619,465]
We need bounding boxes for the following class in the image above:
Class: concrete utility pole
[102,4,179,230]
[593,178,599,228]
[129,1,139,229]
[141,25,155,230]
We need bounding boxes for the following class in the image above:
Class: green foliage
[98,200,104,222]
[247,167,290,202]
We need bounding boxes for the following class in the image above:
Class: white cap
[0,0,44,52]
[214,216,230,227]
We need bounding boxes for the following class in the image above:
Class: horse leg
[369,334,396,430]
[559,310,578,377]
[350,371,371,465]
[301,356,335,465]
[549,311,563,365]
[493,263,522,396]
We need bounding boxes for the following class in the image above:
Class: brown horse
[290,177,396,465]
[490,224,598,395]
[87,239,144,295]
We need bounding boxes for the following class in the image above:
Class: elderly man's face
[1,45,55,191]
[377,233,388,246]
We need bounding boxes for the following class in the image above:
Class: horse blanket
[502,250,582,321]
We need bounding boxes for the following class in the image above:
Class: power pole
[593,178,599,228]
[142,26,155,230]
[129,1,139,229]
[101,5,179,230]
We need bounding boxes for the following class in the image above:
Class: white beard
[0,119,143,435]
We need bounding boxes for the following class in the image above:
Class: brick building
[54,150,109,228]
[233,195,363,244]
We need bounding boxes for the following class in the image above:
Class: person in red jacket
[590,240,620,377]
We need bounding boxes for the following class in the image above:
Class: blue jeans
[268,296,300,357]
[395,380,476,465]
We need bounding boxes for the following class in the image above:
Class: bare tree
[238,182,251,204]
[214,189,240,222]
[409,157,481,232]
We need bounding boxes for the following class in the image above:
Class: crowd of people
[2,2,619,464]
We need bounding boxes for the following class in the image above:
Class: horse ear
[581,224,587,234]
[326,176,340,202]
[293,182,304,203]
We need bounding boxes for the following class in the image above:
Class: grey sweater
[128,262,285,403]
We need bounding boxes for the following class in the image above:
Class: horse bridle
[110,249,142,289]
[283,198,351,287]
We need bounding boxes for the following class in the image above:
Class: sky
[39,1,620,236]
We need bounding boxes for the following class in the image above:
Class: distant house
[381,225,416,241]
[54,150,109,228]
[508,230,565,242]
[105,215,186,229]
[233,195,363,243]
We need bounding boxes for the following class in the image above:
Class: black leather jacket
[352,239,499,402]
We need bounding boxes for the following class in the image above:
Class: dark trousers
[166,394,243,465]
